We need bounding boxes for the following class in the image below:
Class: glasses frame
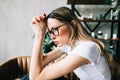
[47,23,65,37]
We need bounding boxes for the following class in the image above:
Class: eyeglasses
[47,23,65,37]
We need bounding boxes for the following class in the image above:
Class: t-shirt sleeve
[71,42,100,64]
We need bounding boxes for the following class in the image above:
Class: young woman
[29,7,111,80]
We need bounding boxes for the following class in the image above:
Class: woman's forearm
[30,34,44,80]
[29,13,47,80]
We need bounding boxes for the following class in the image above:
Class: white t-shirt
[59,41,111,80]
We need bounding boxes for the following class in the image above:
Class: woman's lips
[54,41,59,44]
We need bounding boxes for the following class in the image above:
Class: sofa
[0,54,120,80]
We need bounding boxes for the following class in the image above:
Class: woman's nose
[50,34,56,40]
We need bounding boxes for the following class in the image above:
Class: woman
[29,7,111,80]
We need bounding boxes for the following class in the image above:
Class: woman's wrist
[34,32,45,38]
[34,35,44,41]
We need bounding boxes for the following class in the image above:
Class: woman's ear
[71,20,77,26]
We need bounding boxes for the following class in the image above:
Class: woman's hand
[31,13,47,36]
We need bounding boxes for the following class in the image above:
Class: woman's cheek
[59,31,70,44]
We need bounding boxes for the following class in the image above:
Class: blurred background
[0,0,119,63]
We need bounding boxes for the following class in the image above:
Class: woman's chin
[56,43,64,47]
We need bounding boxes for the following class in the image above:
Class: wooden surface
[67,0,111,5]
[79,19,120,22]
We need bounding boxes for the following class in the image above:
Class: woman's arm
[29,14,63,80]
[43,48,64,66]
[33,54,90,80]
[29,14,46,80]
[30,35,63,80]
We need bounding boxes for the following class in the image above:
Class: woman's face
[47,18,71,47]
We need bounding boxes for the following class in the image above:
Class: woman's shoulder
[75,40,97,47]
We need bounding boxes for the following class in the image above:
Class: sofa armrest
[0,56,31,80]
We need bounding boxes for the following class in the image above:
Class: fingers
[39,13,46,19]
[31,16,40,24]
[41,13,46,19]
[32,13,46,24]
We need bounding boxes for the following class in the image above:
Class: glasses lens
[53,29,59,36]
[48,31,54,36]
[48,23,65,37]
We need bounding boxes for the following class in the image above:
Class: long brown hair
[46,7,105,55]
